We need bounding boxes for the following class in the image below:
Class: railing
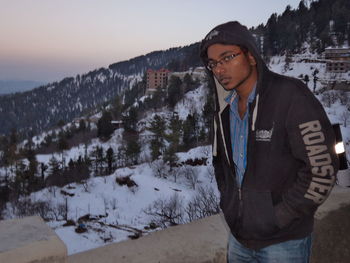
[1,183,349,263]
[0,214,229,263]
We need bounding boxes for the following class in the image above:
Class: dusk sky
[0,0,303,83]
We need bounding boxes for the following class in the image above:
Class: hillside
[1,72,216,254]
[0,43,201,137]
[0,52,349,254]
[0,0,349,256]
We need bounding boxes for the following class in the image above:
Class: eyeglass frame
[206,52,242,71]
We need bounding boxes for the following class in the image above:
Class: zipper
[236,187,243,233]
[236,100,254,218]
[238,187,243,215]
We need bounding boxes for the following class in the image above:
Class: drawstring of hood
[252,94,259,131]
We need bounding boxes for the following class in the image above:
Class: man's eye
[224,55,232,62]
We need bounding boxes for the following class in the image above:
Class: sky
[0,0,303,83]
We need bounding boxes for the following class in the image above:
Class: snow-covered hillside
[8,146,215,255]
[1,69,216,255]
[1,52,350,255]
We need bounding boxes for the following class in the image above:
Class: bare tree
[340,110,350,128]
[7,198,66,221]
[321,92,332,108]
[51,203,67,221]
[150,159,169,179]
[337,90,349,106]
[183,166,199,190]
[206,165,215,183]
[185,186,220,222]
[321,91,338,108]
[82,180,91,193]
[144,193,184,229]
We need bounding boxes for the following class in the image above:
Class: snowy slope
[2,57,350,255]
[4,146,216,255]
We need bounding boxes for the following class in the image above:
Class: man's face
[206,44,257,91]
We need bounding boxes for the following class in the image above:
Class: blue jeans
[227,233,312,263]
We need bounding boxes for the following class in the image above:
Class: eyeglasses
[206,52,242,71]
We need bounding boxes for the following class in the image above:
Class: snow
[175,84,207,120]
[46,85,56,91]
[5,145,216,255]
[2,50,350,255]
[1,77,215,255]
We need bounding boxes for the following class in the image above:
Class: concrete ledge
[0,216,67,263]
[68,214,229,263]
[2,185,348,263]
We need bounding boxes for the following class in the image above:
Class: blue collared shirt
[225,85,256,186]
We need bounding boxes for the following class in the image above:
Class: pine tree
[91,146,104,175]
[78,119,86,132]
[122,107,138,133]
[57,132,69,152]
[167,76,183,108]
[203,93,214,133]
[97,111,114,140]
[183,113,199,149]
[183,73,195,93]
[125,140,141,165]
[25,149,38,187]
[13,160,27,196]
[48,156,60,178]
[106,147,115,174]
[112,95,123,120]
[163,143,179,171]
[152,87,166,109]
[166,114,183,147]
[46,155,63,188]
[10,128,18,145]
[148,115,166,160]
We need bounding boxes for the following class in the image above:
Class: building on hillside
[324,46,350,73]
[146,69,170,95]
[111,120,123,129]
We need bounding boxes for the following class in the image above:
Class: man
[200,21,339,262]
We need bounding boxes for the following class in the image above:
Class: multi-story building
[146,69,169,94]
[324,46,350,73]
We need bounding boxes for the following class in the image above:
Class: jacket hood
[200,21,267,97]
[200,21,260,64]
[200,21,268,111]
[200,21,268,157]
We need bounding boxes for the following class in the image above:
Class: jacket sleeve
[274,85,339,229]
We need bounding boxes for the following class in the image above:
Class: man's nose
[213,63,225,74]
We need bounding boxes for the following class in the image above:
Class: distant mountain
[0,80,45,95]
[0,43,201,136]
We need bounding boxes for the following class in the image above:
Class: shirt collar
[224,83,257,105]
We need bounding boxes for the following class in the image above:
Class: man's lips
[219,77,231,84]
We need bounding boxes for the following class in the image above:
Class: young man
[200,21,339,262]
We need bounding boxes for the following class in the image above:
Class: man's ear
[247,52,257,66]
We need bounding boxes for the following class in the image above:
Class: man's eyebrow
[208,50,237,61]
[219,50,235,58]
